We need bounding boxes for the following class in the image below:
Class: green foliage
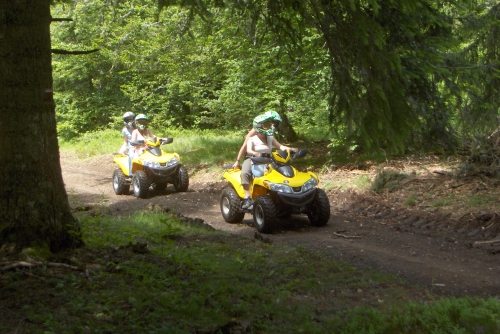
[50,0,500,154]
[51,1,330,141]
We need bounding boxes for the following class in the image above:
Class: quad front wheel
[253,195,277,234]
[307,189,330,227]
[132,170,150,199]
[112,169,130,195]
[173,165,189,192]
[220,187,245,223]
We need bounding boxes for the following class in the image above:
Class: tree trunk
[0,1,83,252]
[276,100,298,143]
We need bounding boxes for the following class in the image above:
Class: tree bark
[0,0,83,252]
[277,100,298,143]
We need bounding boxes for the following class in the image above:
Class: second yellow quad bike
[112,136,189,198]
[220,149,330,233]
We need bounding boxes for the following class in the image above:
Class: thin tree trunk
[0,0,83,252]
[277,100,298,143]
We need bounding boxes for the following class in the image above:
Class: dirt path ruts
[61,153,500,298]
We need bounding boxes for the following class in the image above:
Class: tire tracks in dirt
[61,153,500,299]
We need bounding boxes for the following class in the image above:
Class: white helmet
[135,114,149,130]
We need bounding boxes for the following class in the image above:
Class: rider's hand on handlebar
[232,161,239,169]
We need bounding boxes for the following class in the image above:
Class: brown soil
[61,153,500,298]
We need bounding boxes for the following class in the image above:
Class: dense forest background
[51,0,500,153]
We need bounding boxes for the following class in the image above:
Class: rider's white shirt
[130,129,154,156]
[250,135,273,154]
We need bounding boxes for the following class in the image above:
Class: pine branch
[51,49,100,55]
[51,17,73,22]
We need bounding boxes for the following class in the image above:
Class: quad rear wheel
[173,165,189,192]
[307,189,330,226]
[132,170,150,198]
[220,187,245,223]
[253,195,277,234]
[113,169,130,195]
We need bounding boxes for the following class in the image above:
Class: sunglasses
[261,121,273,130]
[125,118,134,122]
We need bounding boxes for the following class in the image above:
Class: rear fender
[113,154,131,176]
[223,170,245,198]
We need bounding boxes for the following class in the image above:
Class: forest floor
[55,151,500,299]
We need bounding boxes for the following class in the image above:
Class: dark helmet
[123,111,135,127]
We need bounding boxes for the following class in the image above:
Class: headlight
[302,177,317,191]
[141,160,161,168]
[264,181,293,194]
[166,157,179,167]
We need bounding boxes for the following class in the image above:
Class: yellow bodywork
[223,165,319,200]
[113,137,180,176]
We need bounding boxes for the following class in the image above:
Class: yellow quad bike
[220,149,330,233]
[112,136,189,198]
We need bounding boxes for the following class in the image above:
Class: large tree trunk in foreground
[0,1,83,252]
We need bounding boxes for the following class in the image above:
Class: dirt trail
[61,153,500,298]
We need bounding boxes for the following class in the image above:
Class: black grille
[147,166,177,177]
[278,189,316,207]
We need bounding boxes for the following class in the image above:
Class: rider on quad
[130,114,164,156]
[118,111,136,155]
[220,114,330,233]
[232,110,283,170]
[112,113,189,198]
[240,112,297,209]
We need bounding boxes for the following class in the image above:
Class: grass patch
[58,128,329,172]
[2,212,499,333]
[352,174,372,190]
[432,199,451,207]
[59,129,122,158]
[467,194,499,207]
[431,195,455,208]
[59,128,433,176]
[370,169,410,193]
[404,195,417,206]
[59,128,245,166]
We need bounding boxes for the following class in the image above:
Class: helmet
[135,114,148,130]
[123,111,135,127]
[253,110,281,135]
[267,110,282,123]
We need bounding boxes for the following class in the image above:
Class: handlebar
[129,140,145,147]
